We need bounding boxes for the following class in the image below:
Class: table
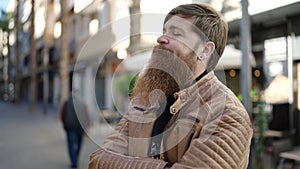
[253,129,283,139]
[278,147,300,169]
[264,130,283,138]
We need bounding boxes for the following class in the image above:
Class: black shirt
[148,70,208,158]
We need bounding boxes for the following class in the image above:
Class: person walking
[60,93,90,168]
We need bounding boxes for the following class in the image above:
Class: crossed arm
[88,108,253,169]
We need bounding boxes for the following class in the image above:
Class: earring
[197,55,204,60]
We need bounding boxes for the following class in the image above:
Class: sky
[0,0,9,18]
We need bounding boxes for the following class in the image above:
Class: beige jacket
[89,72,253,169]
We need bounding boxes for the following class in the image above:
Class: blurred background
[1,0,300,168]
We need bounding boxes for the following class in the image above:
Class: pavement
[0,101,102,169]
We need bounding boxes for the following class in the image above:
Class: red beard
[131,46,197,104]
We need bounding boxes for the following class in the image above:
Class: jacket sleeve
[170,107,253,169]
[59,102,67,123]
[88,115,170,169]
[88,148,169,169]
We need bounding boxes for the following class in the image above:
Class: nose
[157,34,169,44]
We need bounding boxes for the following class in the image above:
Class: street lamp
[117,49,127,60]
[54,21,61,39]
[89,18,99,35]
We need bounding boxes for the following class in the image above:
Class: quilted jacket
[88,71,253,169]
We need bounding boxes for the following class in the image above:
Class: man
[89,3,253,169]
[60,93,90,168]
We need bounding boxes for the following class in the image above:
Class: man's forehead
[163,15,195,31]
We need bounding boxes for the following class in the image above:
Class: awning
[216,44,256,70]
[264,75,289,104]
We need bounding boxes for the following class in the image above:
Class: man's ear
[202,41,215,59]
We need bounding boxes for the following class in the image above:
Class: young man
[60,93,90,168]
[89,3,253,169]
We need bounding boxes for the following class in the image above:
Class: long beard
[132,46,197,105]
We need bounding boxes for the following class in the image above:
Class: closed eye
[163,25,185,37]
[173,32,182,36]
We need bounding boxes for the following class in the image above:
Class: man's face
[131,16,206,104]
[157,15,205,73]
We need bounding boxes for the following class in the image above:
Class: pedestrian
[88,3,253,169]
[60,92,90,168]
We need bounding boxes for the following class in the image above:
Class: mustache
[153,45,174,55]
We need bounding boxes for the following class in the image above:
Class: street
[0,102,100,169]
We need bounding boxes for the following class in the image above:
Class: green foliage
[0,11,14,31]
[128,74,138,98]
[254,101,268,154]
[115,73,138,98]
[251,88,268,155]
[237,88,268,155]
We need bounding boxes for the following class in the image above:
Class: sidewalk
[0,101,100,169]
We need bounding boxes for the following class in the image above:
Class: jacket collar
[170,71,215,115]
[130,71,215,113]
